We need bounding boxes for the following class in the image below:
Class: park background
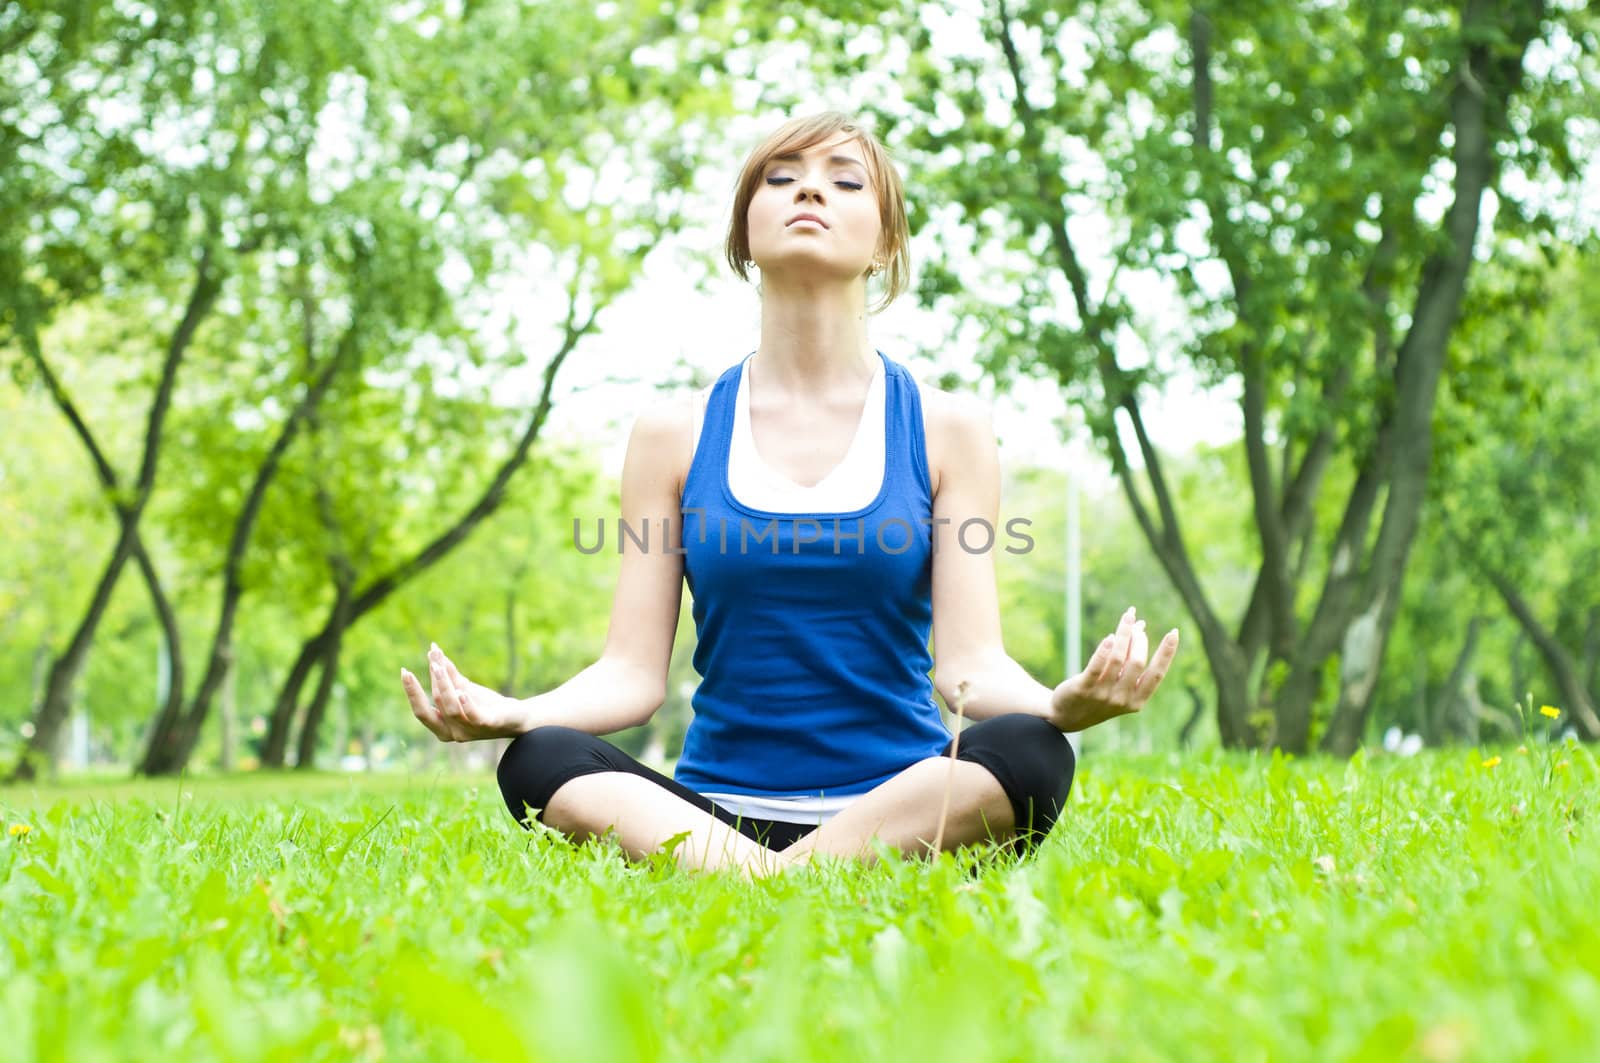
[4,0,1597,778]
[3,2,1600,1060]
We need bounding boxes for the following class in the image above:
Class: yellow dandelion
[7,823,31,837]
[1481,756,1502,769]
[1556,760,1571,772]
[1540,705,1561,719]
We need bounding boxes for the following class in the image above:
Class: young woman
[400,112,1180,875]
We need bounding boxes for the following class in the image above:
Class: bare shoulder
[626,392,701,501]
[917,379,992,429]
[914,378,996,499]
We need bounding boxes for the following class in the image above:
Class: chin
[753,256,868,282]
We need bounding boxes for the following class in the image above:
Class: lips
[786,213,828,228]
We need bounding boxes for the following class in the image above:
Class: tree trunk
[1318,0,1543,756]
[130,538,189,775]
[28,639,49,715]
[292,647,341,771]
[1582,605,1599,700]
[138,297,358,775]
[1321,598,1393,755]
[262,297,594,764]
[1489,573,1600,740]
[10,245,218,781]
[261,630,330,767]
[11,528,136,781]
[988,1,1544,756]
[1437,616,1483,745]
[1177,681,1207,749]
[14,519,184,785]
[294,579,352,771]
[219,654,238,772]
[330,685,349,767]
[1510,630,1529,707]
[1469,687,1515,740]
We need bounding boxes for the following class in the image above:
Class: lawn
[3,743,1597,1062]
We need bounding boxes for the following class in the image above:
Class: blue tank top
[674,349,952,798]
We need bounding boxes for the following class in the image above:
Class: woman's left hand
[402,643,527,742]
[1048,606,1180,733]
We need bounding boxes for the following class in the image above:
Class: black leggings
[496,713,1076,855]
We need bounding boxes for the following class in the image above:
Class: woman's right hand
[401,643,527,742]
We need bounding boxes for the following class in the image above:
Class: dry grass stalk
[930,679,971,856]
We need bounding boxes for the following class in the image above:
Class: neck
[752,275,875,398]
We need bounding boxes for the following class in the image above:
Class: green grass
[3,744,1598,1062]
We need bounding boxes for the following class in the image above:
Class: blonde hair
[724,111,912,315]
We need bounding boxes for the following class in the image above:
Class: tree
[241,0,745,771]
[3,0,286,778]
[996,449,1261,751]
[149,0,744,775]
[871,0,1594,751]
[1434,248,1600,740]
[5,0,746,776]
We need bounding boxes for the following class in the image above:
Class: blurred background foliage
[2,0,1597,777]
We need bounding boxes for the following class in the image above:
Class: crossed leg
[772,755,1013,870]
[536,756,1013,876]
[497,716,1072,876]
[540,771,775,873]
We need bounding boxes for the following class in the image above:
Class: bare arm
[404,399,692,740]
[513,399,691,733]
[928,394,1055,722]
[927,393,1180,732]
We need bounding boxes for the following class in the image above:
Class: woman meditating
[400,111,1180,875]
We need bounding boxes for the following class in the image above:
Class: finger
[401,669,429,720]
[1091,610,1136,685]
[1119,621,1149,681]
[436,649,482,724]
[444,654,472,695]
[1128,621,1149,667]
[1106,608,1135,681]
[402,669,446,735]
[1082,633,1119,685]
[1132,629,1181,703]
[1114,630,1152,705]
[430,654,460,718]
[450,669,478,723]
[430,643,461,697]
[446,660,490,726]
[424,660,456,736]
[432,666,472,740]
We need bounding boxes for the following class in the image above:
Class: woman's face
[745,134,882,285]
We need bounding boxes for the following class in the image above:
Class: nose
[794,170,825,203]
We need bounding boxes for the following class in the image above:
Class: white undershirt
[688,353,887,824]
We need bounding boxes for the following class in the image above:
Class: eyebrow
[770,152,868,171]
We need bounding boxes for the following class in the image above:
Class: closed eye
[766,177,863,190]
